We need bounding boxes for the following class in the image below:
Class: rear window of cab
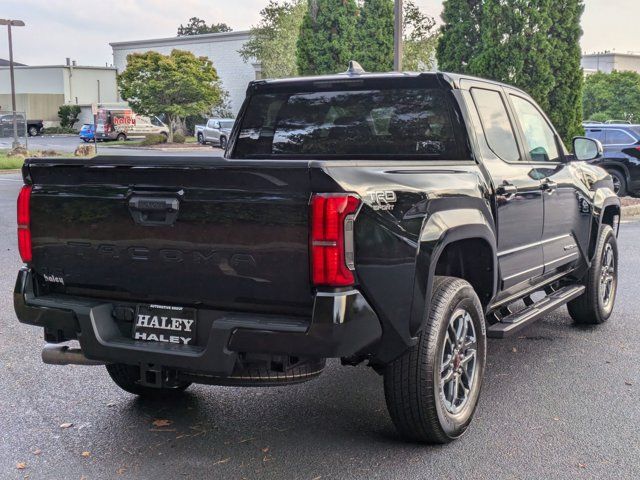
[232,87,470,160]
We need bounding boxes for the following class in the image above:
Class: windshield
[233,87,468,159]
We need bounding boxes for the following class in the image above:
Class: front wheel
[28,126,39,137]
[116,133,126,142]
[220,136,227,150]
[106,363,191,397]
[568,225,618,324]
[384,277,486,443]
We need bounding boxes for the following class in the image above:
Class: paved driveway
[0,172,638,479]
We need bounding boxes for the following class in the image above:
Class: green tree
[118,49,225,142]
[436,0,482,73]
[57,105,81,129]
[177,17,232,36]
[296,0,359,75]
[240,0,307,78]
[470,0,555,112]
[355,0,394,72]
[583,71,640,123]
[547,0,585,141]
[402,0,439,71]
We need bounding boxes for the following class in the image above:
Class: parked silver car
[196,118,235,149]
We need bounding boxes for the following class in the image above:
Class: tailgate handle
[128,196,180,227]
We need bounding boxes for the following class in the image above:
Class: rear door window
[604,129,636,145]
[471,88,520,162]
[233,87,468,159]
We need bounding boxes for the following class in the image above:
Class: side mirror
[573,136,603,161]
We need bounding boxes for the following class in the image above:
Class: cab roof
[249,69,527,96]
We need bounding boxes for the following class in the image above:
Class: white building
[582,52,640,75]
[110,31,258,116]
[0,63,119,126]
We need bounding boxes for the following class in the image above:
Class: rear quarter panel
[310,161,494,363]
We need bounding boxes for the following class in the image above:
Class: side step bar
[487,285,585,338]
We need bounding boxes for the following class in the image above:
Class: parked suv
[15,68,620,443]
[583,123,640,196]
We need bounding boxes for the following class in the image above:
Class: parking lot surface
[0,171,638,479]
[0,135,221,157]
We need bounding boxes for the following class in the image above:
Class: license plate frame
[132,304,197,346]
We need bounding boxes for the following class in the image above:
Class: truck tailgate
[26,157,314,315]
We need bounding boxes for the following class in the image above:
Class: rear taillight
[310,193,360,287]
[17,185,32,263]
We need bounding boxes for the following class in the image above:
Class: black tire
[197,133,204,144]
[384,277,486,443]
[116,133,126,142]
[27,126,39,137]
[568,225,618,325]
[106,363,191,397]
[220,136,227,150]
[608,170,627,197]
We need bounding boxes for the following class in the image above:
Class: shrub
[58,105,81,129]
[173,131,186,143]
[43,126,76,134]
[140,133,168,146]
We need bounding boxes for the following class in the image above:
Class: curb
[0,169,21,175]
[621,204,640,218]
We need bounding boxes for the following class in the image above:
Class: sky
[1,0,639,67]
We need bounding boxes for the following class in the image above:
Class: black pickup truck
[0,113,44,137]
[14,68,620,443]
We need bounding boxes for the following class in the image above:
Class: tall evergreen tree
[436,0,482,73]
[547,0,585,142]
[470,0,555,111]
[296,0,359,75]
[355,0,395,72]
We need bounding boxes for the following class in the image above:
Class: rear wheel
[568,225,618,325]
[608,170,627,197]
[106,363,191,397]
[197,133,204,144]
[116,133,126,142]
[383,277,486,443]
[28,126,39,137]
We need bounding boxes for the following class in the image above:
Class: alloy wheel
[600,243,616,309]
[440,308,477,415]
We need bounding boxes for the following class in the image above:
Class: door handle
[496,182,518,196]
[128,196,180,226]
[541,180,558,194]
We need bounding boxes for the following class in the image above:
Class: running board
[487,285,585,338]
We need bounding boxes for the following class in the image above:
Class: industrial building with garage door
[0,59,118,127]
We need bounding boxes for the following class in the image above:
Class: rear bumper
[14,268,382,378]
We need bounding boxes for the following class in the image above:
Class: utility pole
[394,0,403,71]
[0,19,26,149]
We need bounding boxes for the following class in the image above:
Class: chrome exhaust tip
[41,344,104,366]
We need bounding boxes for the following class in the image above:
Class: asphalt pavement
[0,135,221,157]
[0,171,638,479]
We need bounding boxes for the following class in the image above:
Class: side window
[471,88,520,162]
[605,129,636,145]
[510,95,561,162]
[586,129,604,143]
[207,120,215,128]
